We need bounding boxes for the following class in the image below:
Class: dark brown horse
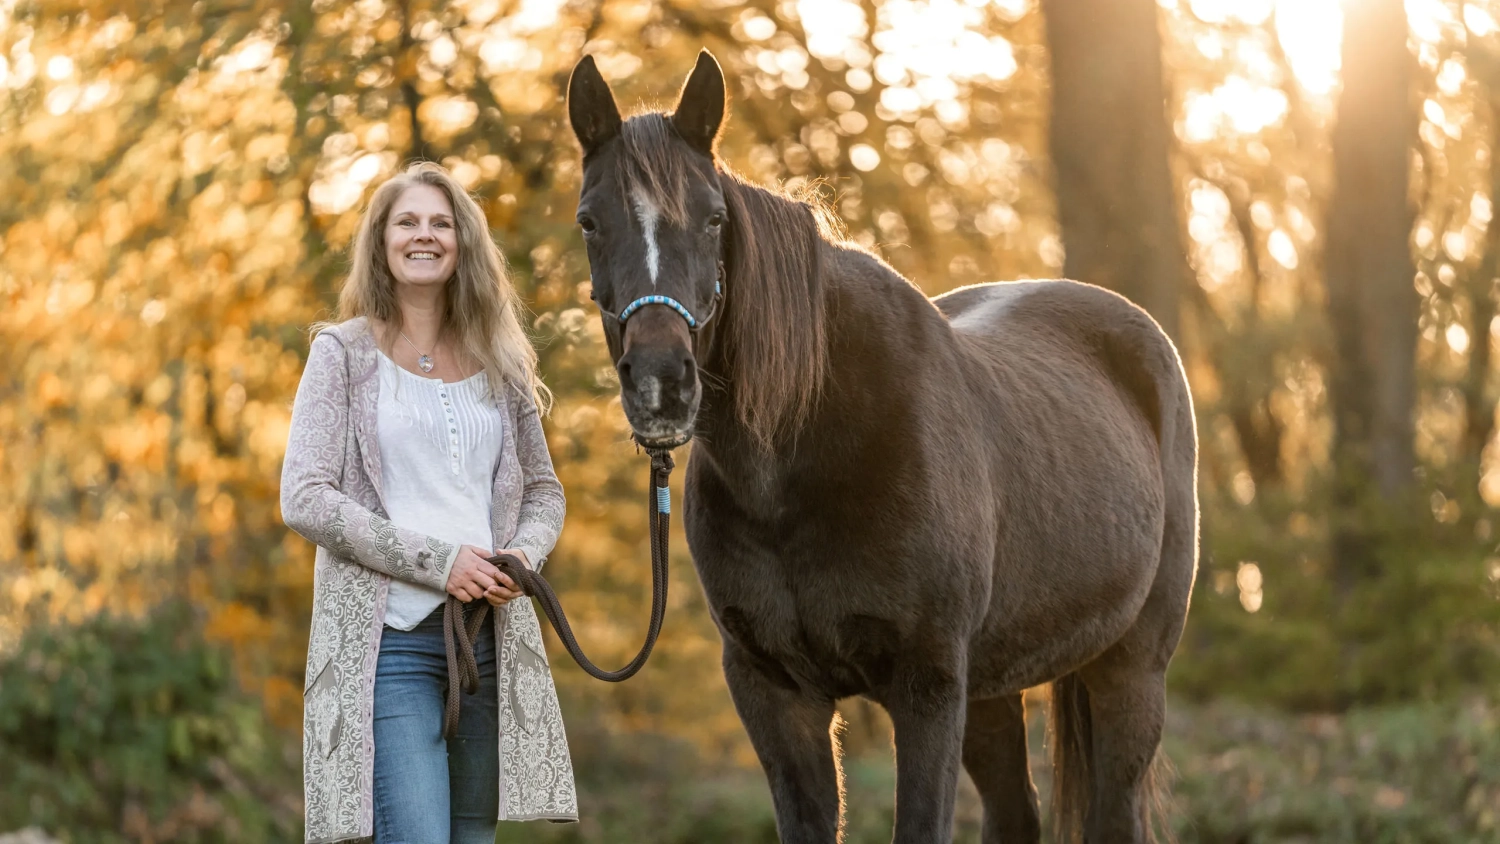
[565,51,1197,844]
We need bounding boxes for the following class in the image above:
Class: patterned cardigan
[280,317,576,843]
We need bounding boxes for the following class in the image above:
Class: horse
[564,50,1198,844]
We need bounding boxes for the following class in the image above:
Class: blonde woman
[281,161,576,843]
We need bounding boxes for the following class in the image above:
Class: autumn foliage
[5,0,1500,840]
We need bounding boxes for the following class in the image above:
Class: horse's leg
[961,693,1041,844]
[1075,659,1166,844]
[1078,463,1196,843]
[722,642,841,844]
[1075,515,1193,841]
[886,646,968,843]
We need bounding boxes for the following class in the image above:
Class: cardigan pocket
[508,637,549,734]
[304,656,343,759]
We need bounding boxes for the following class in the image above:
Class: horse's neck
[696,255,952,487]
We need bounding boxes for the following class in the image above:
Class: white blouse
[375,352,504,631]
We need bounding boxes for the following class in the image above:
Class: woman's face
[385,184,459,289]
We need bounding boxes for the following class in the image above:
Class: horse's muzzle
[617,342,700,448]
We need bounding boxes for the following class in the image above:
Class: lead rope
[441,447,675,739]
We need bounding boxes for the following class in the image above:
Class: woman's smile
[386,183,459,286]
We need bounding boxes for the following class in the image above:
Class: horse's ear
[672,50,726,156]
[568,55,621,156]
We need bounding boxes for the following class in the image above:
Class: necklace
[399,331,436,373]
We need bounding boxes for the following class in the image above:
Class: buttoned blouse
[375,352,503,630]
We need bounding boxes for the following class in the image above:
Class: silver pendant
[418,354,435,373]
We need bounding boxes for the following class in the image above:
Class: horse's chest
[688,529,894,697]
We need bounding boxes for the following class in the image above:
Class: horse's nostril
[681,356,697,386]
[618,360,634,391]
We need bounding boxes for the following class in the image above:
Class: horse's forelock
[615,114,693,228]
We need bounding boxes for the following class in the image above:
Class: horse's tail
[1049,672,1176,843]
[1049,672,1092,843]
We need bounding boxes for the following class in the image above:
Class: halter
[594,261,725,331]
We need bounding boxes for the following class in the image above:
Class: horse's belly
[969,486,1166,695]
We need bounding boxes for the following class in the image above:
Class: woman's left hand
[484,548,530,606]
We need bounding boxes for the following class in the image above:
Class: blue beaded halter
[594,261,724,332]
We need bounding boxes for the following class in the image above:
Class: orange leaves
[204,601,270,650]
[35,372,67,410]
[245,403,292,467]
[101,410,171,472]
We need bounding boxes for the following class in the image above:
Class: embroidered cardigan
[280,317,576,843]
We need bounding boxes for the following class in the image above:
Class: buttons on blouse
[440,384,460,474]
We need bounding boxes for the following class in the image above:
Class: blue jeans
[373,606,498,844]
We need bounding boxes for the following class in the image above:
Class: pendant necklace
[400,331,436,373]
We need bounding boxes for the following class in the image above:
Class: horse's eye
[578,215,597,235]
[707,210,725,229]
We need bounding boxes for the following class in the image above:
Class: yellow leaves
[42,202,79,241]
[204,601,272,659]
[375,18,402,43]
[181,130,235,177]
[36,372,67,410]
[204,492,236,535]
[218,205,250,243]
[101,411,171,471]
[5,220,53,280]
[261,674,301,730]
[264,200,302,238]
[246,403,291,465]
[244,132,289,169]
[45,278,97,316]
[417,95,479,139]
[61,524,97,568]
[143,374,174,408]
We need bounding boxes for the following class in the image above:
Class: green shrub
[1166,698,1500,843]
[0,603,301,843]
[1172,484,1500,709]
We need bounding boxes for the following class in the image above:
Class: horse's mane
[616,114,832,447]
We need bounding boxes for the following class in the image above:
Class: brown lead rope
[441,447,674,739]
[441,595,490,740]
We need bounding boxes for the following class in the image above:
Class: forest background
[4,0,1500,840]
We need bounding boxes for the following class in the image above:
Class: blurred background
[3,0,1500,840]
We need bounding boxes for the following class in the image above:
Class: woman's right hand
[445,545,502,602]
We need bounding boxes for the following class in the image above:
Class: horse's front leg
[886,645,968,843]
[723,640,841,844]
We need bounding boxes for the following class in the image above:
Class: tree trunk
[1462,84,1500,470]
[1040,0,1189,340]
[1324,0,1418,579]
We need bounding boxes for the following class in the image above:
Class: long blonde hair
[318,161,549,411]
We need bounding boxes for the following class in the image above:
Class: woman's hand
[484,548,530,607]
[446,545,503,602]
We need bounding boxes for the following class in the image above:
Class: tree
[1040,0,1191,339]
[1323,0,1418,580]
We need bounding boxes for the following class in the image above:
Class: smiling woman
[282,161,576,842]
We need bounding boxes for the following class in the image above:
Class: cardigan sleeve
[280,331,462,589]
[505,386,566,572]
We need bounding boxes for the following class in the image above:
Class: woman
[281,161,576,843]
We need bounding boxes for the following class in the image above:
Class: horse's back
[936,279,1189,455]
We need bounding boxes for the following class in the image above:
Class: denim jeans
[373,606,498,844]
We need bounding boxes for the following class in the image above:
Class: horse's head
[567,51,727,449]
